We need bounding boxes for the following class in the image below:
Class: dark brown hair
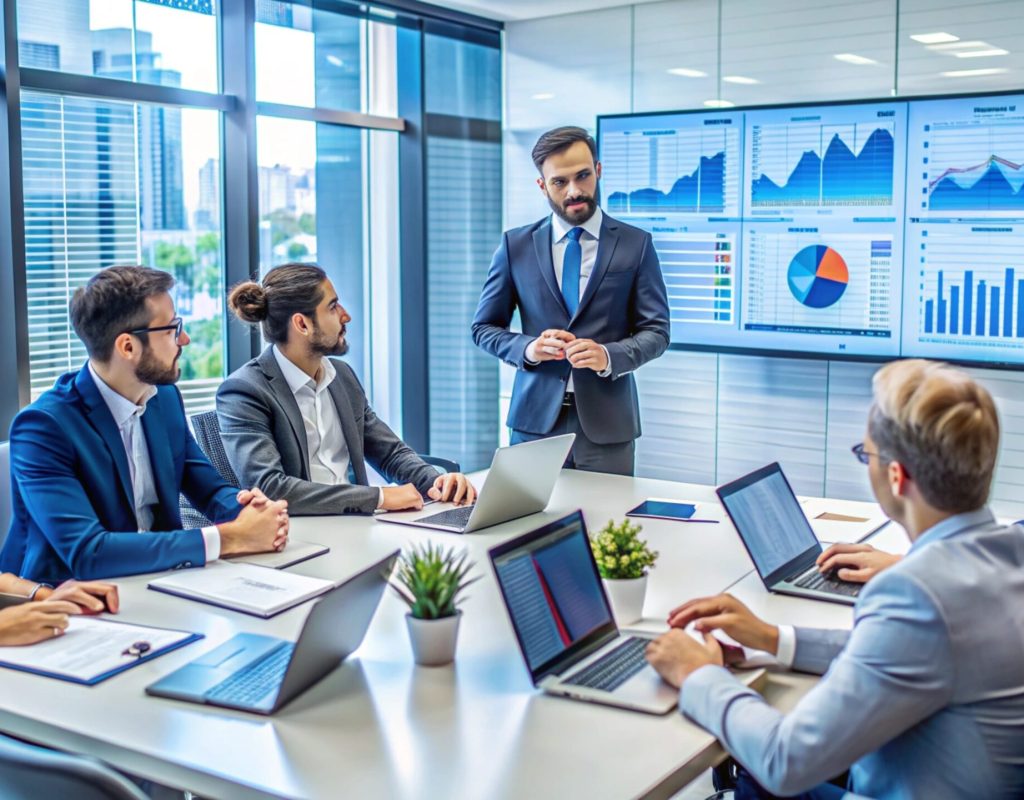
[228,263,328,344]
[69,265,174,361]
[531,126,598,173]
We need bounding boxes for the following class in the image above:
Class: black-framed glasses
[851,442,881,465]
[121,640,152,659]
[127,317,183,341]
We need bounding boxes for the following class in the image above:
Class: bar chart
[922,268,1024,338]
[653,231,736,333]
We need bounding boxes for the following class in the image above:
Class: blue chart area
[599,123,740,217]
[928,156,1024,211]
[608,152,724,213]
[751,124,895,207]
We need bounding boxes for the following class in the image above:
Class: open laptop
[377,433,575,534]
[488,511,679,715]
[717,463,863,606]
[146,551,398,715]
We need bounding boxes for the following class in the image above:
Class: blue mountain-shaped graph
[607,151,725,213]
[929,158,1024,211]
[751,127,894,207]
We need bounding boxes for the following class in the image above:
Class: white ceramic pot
[406,610,462,666]
[602,575,648,625]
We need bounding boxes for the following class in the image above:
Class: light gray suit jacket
[680,508,1024,799]
[216,347,437,515]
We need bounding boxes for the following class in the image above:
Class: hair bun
[228,281,269,323]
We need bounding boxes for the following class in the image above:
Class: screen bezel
[488,510,620,685]
[597,88,1024,370]
[716,462,822,587]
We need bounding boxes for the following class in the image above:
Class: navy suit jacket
[0,365,243,584]
[472,212,669,444]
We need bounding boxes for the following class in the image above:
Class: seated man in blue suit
[646,359,1024,799]
[472,126,670,476]
[0,266,289,585]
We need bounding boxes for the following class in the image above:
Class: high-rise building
[92,28,185,232]
[195,158,220,230]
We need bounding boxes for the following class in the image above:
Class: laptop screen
[489,511,617,683]
[717,463,821,585]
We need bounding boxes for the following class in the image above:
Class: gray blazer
[216,347,437,515]
[680,507,1024,799]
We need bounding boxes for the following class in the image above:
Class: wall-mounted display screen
[598,92,1024,366]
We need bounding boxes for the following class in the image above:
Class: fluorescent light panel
[722,75,759,84]
[834,53,878,65]
[703,99,735,108]
[667,67,707,77]
[941,67,1009,77]
[955,48,1009,58]
[911,32,960,44]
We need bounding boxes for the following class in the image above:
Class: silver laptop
[146,551,398,715]
[377,434,575,534]
[489,510,679,715]
[717,463,862,606]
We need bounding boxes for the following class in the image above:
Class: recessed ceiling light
[941,67,1009,77]
[955,48,1009,58]
[667,68,707,78]
[326,55,344,68]
[834,53,878,65]
[703,99,735,108]
[722,75,759,84]
[531,92,555,100]
[911,32,960,44]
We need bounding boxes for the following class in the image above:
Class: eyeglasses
[127,317,183,341]
[851,442,882,465]
[121,640,152,659]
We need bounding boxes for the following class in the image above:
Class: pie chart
[787,245,849,309]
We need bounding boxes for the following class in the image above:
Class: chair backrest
[179,410,240,529]
[190,410,240,487]
[0,733,149,800]
[0,441,10,550]
[418,454,461,475]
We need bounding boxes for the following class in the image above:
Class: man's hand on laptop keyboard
[379,484,425,512]
[816,543,901,584]
[645,629,724,689]
[666,594,780,656]
[427,473,477,506]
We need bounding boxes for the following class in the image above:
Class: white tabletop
[0,470,879,799]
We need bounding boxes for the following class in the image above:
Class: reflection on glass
[255,1,396,114]
[16,0,219,93]
[20,94,224,407]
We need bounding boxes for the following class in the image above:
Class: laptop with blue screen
[146,551,398,715]
[489,511,679,715]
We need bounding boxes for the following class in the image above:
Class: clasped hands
[528,329,608,373]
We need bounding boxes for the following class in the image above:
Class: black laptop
[717,463,862,605]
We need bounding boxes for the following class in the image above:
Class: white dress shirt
[526,207,611,390]
[88,363,221,560]
[272,348,385,507]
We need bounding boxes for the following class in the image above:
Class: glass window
[256,116,400,399]
[424,33,503,472]
[255,2,397,114]
[17,0,219,93]
[20,92,225,408]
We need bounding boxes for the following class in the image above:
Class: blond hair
[868,359,999,512]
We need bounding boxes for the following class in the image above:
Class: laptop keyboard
[206,642,295,706]
[793,568,862,597]
[415,505,475,530]
[564,637,649,692]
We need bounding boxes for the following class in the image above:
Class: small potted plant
[391,542,478,666]
[591,518,659,624]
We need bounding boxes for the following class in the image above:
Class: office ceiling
[440,0,664,23]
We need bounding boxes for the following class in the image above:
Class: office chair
[179,411,239,529]
[417,455,460,474]
[0,733,149,800]
[0,441,10,550]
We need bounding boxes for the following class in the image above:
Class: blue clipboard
[0,619,204,686]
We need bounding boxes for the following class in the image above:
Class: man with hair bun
[645,358,1024,799]
[0,265,290,585]
[218,263,476,515]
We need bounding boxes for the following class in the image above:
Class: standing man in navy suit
[0,266,289,585]
[472,126,670,475]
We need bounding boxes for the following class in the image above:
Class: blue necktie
[561,227,584,316]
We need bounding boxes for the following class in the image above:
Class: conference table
[0,470,908,799]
